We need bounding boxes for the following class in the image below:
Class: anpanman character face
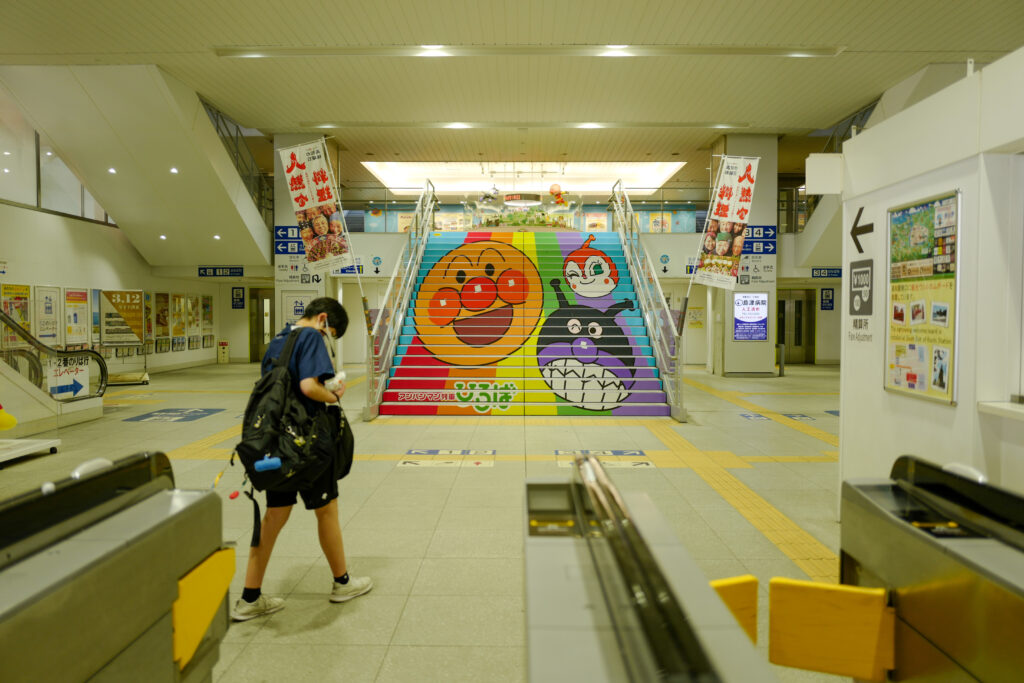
[414,240,542,365]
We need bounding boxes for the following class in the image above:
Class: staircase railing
[363,181,437,420]
[0,308,108,402]
[201,100,274,231]
[610,181,685,421]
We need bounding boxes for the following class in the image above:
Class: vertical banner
[64,288,89,346]
[279,139,354,272]
[100,290,145,345]
[885,192,959,403]
[34,285,60,345]
[1,283,31,344]
[693,156,760,290]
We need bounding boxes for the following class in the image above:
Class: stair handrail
[363,180,437,420]
[610,181,684,420]
[0,308,108,402]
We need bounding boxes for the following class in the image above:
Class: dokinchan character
[562,235,618,301]
[414,240,543,365]
[536,279,637,410]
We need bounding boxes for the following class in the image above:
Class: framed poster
[34,285,60,345]
[171,294,186,337]
[201,295,214,332]
[733,292,769,341]
[64,288,90,346]
[1,283,31,344]
[154,292,170,338]
[885,191,959,404]
[186,295,201,336]
[99,290,145,345]
[91,289,101,341]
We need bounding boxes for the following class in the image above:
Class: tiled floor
[2,362,849,682]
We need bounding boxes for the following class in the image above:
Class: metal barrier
[362,181,437,420]
[610,180,686,421]
[0,308,107,402]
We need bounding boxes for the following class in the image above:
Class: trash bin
[217,341,230,364]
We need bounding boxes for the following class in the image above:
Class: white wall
[838,44,1024,493]
[0,201,233,371]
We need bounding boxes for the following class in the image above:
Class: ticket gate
[0,453,233,683]
[841,456,1024,682]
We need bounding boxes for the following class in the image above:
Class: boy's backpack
[234,328,333,493]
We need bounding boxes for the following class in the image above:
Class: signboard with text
[733,292,769,341]
[693,156,760,290]
[100,290,145,345]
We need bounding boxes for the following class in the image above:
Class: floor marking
[742,454,838,463]
[684,379,839,448]
[644,420,838,582]
[737,392,839,396]
[104,399,165,406]
[167,424,241,460]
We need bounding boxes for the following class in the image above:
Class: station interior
[2,3,1024,682]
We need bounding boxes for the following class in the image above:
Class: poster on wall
[171,294,186,337]
[278,139,355,273]
[144,292,153,341]
[733,292,769,341]
[100,290,145,345]
[283,292,315,326]
[397,213,415,233]
[186,295,201,336]
[693,156,760,290]
[201,295,214,332]
[1,283,31,345]
[154,292,170,338]
[584,213,608,232]
[91,289,101,341]
[64,289,90,345]
[885,191,959,403]
[34,285,60,345]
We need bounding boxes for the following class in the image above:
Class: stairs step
[389,366,662,378]
[378,402,672,416]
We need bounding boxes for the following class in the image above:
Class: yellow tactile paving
[683,379,839,448]
[644,419,838,583]
[167,424,240,460]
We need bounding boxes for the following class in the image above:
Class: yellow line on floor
[644,420,837,582]
[736,392,839,396]
[684,379,839,448]
[167,424,241,460]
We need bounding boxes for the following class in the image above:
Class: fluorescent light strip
[301,121,748,130]
[215,45,843,58]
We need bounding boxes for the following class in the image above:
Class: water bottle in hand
[325,370,347,393]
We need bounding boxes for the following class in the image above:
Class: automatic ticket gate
[0,453,233,683]
[841,456,1024,682]
[525,454,775,682]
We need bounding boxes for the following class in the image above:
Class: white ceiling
[1,0,1022,189]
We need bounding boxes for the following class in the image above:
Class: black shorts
[265,463,338,510]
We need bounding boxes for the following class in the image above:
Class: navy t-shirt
[261,326,335,414]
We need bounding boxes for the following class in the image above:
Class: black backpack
[235,328,333,492]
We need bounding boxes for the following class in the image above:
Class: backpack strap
[273,327,305,369]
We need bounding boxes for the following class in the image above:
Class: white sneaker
[329,575,373,603]
[231,594,285,621]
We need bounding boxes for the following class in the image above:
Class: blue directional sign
[406,449,496,456]
[554,449,647,457]
[50,378,84,396]
[812,267,842,278]
[783,413,815,421]
[198,266,244,277]
[274,226,305,255]
[740,413,769,421]
[742,225,777,254]
[124,408,224,423]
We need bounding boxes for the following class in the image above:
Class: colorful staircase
[379,231,670,416]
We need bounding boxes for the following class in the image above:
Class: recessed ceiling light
[213,235,221,240]
[445,122,471,129]
[421,45,444,50]
[606,45,629,49]
[170,167,179,174]
[2,169,9,174]
[369,200,374,204]
[2,151,9,156]
[159,235,167,240]
[108,167,117,174]
[45,151,52,156]
[577,123,602,129]
[391,200,396,204]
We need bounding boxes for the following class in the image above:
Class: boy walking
[232,297,372,621]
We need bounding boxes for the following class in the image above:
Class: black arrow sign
[374,267,380,274]
[312,274,322,283]
[662,266,668,274]
[851,207,873,254]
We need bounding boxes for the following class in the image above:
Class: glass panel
[39,141,82,215]
[83,187,106,222]
[0,86,37,205]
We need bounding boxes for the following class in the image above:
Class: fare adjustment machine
[0,453,233,682]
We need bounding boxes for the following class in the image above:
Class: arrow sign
[850,207,873,254]
[50,378,84,396]
[764,242,775,253]
[276,228,287,237]
[764,227,776,238]
[275,243,288,253]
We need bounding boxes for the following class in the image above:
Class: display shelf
[977,401,1024,422]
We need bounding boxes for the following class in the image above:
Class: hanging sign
[100,290,145,344]
[885,192,959,403]
[278,139,354,273]
[693,156,760,290]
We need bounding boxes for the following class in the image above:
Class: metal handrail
[610,180,684,420]
[201,100,274,231]
[363,181,437,420]
[0,308,108,402]
[572,453,720,680]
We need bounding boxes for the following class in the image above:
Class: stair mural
[379,232,670,416]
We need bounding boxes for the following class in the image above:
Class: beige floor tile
[291,557,422,596]
[250,594,406,645]
[411,558,524,596]
[217,643,386,683]
[345,504,445,530]
[426,528,524,559]
[375,646,525,683]
[446,487,525,508]
[391,595,525,646]
[340,527,434,558]
[436,505,524,531]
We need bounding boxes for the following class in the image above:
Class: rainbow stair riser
[379,232,670,416]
